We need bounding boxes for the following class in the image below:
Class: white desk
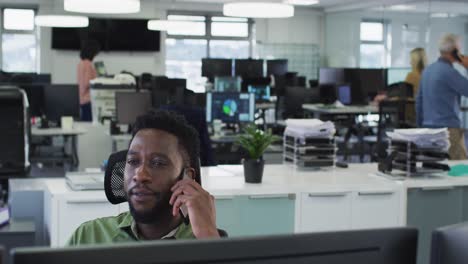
[302,104,378,119]
[31,127,87,136]
[17,161,468,262]
[31,126,88,168]
[42,163,403,246]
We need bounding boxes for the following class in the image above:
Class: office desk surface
[302,104,378,115]
[31,127,88,136]
[40,164,401,198]
[13,162,468,198]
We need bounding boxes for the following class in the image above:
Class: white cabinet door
[351,190,400,229]
[58,198,120,246]
[299,191,352,232]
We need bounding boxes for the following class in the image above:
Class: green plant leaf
[235,124,281,160]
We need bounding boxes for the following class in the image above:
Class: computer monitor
[431,222,468,264]
[115,91,152,125]
[201,59,233,80]
[19,84,44,117]
[152,77,186,107]
[206,92,255,123]
[267,59,288,76]
[337,84,351,105]
[214,76,241,92]
[248,84,271,101]
[284,86,320,118]
[319,68,345,84]
[319,84,337,104]
[12,227,417,264]
[234,59,264,78]
[94,61,107,77]
[43,84,80,124]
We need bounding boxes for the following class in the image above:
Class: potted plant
[236,125,281,183]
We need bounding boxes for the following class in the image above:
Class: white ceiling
[3,0,468,15]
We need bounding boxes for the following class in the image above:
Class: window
[167,15,206,36]
[165,13,252,92]
[166,39,207,93]
[2,8,37,72]
[359,20,391,68]
[209,40,249,59]
[211,17,249,37]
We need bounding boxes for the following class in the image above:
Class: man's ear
[184,168,196,180]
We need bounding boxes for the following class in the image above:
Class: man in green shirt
[68,110,220,246]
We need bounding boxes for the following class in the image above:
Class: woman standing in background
[405,47,427,97]
[77,40,100,122]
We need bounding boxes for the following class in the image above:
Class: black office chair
[104,150,227,237]
[369,99,416,161]
[386,82,414,99]
[431,222,468,264]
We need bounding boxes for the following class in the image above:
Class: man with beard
[67,110,220,245]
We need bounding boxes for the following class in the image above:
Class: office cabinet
[215,194,295,237]
[45,191,120,247]
[351,189,400,229]
[299,191,352,232]
[57,198,120,246]
[238,194,295,236]
[407,186,463,264]
[215,196,239,236]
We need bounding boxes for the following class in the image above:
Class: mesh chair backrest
[104,150,202,204]
[104,150,128,204]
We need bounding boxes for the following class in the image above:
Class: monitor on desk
[43,84,80,124]
[152,77,186,108]
[319,68,345,84]
[267,59,288,76]
[206,92,255,123]
[337,84,351,105]
[202,58,233,81]
[431,222,468,264]
[319,84,337,105]
[19,84,44,117]
[214,76,241,92]
[12,227,417,264]
[115,91,152,125]
[234,59,264,78]
[248,84,270,101]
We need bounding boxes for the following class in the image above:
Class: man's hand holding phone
[169,176,220,239]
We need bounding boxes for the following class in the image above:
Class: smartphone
[178,169,190,224]
[452,49,462,62]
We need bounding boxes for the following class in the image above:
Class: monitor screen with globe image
[206,92,255,123]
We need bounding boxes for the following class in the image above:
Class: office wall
[324,10,468,68]
[35,0,324,83]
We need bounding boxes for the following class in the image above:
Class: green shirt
[67,211,195,246]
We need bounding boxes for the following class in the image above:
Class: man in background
[416,33,468,159]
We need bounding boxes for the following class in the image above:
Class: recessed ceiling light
[389,4,416,11]
[223,2,294,18]
[284,0,319,6]
[64,0,140,14]
[35,15,89,28]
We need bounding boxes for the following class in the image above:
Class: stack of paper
[386,128,450,150]
[285,119,336,138]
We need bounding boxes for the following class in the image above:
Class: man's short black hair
[80,40,101,60]
[131,110,201,184]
